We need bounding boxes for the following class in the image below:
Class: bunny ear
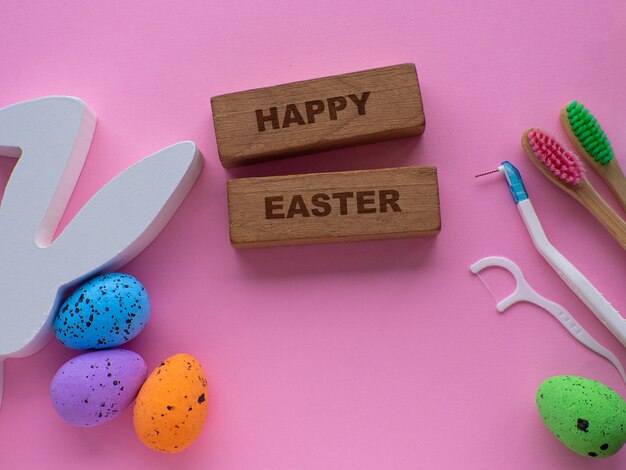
[0,96,95,246]
[48,141,203,284]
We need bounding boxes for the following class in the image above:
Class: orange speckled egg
[133,353,208,453]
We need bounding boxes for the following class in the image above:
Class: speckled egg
[536,376,626,458]
[51,349,148,427]
[54,273,150,350]
[133,354,208,453]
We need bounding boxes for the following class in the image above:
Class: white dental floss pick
[470,256,626,384]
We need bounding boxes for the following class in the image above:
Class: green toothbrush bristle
[566,101,615,165]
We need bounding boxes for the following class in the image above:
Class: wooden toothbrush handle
[577,180,626,250]
[604,160,626,213]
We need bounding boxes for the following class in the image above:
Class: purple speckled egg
[51,349,147,427]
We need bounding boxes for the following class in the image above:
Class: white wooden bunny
[0,96,204,407]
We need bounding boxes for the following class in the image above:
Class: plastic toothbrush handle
[517,199,626,348]
[535,297,626,383]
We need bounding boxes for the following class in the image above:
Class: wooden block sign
[212,64,425,167]
[228,167,440,248]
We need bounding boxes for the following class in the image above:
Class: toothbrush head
[563,101,615,165]
[523,128,585,187]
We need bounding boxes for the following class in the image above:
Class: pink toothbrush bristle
[527,129,585,186]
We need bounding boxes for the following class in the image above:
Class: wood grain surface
[228,166,440,248]
[212,64,425,167]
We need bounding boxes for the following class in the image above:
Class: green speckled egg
[536,376,626,458]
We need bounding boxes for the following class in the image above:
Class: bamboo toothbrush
[561,101,626,212]
[521,128,626,250]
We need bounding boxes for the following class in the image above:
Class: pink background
[1,1,625,468]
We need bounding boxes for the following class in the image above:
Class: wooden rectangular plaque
[227,166,440,248]
[212,64,425,167]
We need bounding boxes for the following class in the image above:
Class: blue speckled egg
[54,273,150,350]
[51,349,147,427]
